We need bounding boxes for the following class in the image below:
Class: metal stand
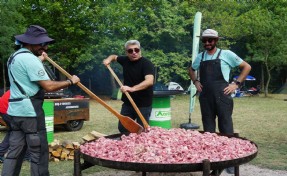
[74,149,94,176]
[180,113,200,129]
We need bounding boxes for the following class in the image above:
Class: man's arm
[38,75,80,92]
[236,61,252,83]
[188,67,198,84]
[224,60,251,94]
[103,55,118,66]
[188,67,202,92]
[121,74,154,93]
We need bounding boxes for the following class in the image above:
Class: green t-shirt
[192,49,243,82]
[8,48,50,117]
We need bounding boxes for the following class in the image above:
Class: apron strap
[8,51,32,97]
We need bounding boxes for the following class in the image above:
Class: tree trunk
[264,61,273,97]
[261,63,265,91]
[2,62,7,92]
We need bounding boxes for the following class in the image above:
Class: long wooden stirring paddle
[106,65,149,129]
[44,56,143,133]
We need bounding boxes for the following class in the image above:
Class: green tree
[20,0,97,72]
[238,1,287,96]
[0,0,25,90]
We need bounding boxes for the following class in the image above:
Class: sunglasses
[40,42,49,47]
[201,38,215,43]
[127,48,140,54]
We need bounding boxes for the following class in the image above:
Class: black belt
[9,98,24,102]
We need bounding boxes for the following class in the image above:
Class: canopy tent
[233,75,256,81]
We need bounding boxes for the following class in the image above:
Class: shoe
[24,157,31,162]
[0,156,4,163]
[226,167,234,174]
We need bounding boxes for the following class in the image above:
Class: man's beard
[32,48,46,56]
[204,44,216,51]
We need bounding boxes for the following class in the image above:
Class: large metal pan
[80,133,258,173]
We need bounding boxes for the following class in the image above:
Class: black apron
[3,51,50,176]
[30,89,50,176]
[199,50,234,134]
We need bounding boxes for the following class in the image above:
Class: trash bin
[43,100,54,144]
[149,90,184,129]
[150,96,171,129]
[111,88,122,100]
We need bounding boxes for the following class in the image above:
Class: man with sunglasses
[103,40,155,133]
[2,25,80,176]
[188,29,251,174]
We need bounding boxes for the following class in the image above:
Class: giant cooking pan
[74,133,258,176]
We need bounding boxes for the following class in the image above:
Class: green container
[149,97,171,129]
[43,101,54,144]
[111,88,122,100]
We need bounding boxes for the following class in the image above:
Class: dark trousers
[1,116,49,176]
[199,88,234,135]
[0,114,11,156]
[118,104,152,133]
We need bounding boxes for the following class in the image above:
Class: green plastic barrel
[111,88,122,100]
[43,101,54,144]
[149,96,171,129]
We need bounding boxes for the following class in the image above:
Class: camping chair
[248,85,261,96]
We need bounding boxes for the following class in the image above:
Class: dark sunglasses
[40,42,49,47]
[201,38,215,43]
[127,48,140,54]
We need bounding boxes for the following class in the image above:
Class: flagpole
[180,12,201,129]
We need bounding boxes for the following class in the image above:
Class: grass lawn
[0,94,286,175]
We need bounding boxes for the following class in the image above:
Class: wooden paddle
[44,56,143,133]
[106,65,149,129]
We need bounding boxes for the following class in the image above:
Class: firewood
[62,148,72,155]
[53,157,60,162]
[62,141,74,149]
[60,152,68,160]
[51,151,61,158]
[56,146,63,154]
[49,147,53,153]
[82,134,95,142]
[69,150,74,156]
[72,142,81,149]
[90,131,106,138]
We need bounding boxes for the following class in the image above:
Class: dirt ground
[85,164,287,176]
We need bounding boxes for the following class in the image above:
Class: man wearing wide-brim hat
[188,29,251,173]
[2,25,80,176]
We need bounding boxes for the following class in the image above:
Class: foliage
[0,0,25,88]
[0,1,286,93]
[237,1,287,96]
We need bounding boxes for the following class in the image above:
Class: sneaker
[0,156,4,163]
[226,167,235,174]
[24,156,31,162]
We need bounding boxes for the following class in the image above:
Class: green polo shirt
[7,48,50,117]
[192,49,243,82]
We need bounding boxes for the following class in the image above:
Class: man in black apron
[2,25,80,176]
[189,29,251,174]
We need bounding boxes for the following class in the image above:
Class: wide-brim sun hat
[15,25,54,45]
[198,29,222,38]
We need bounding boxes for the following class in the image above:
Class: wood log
[53,157,60,162]
[82,134,95,142]
[60,152,68,161]
[69,150,74,156]
[72,142,81,149]
[90,131,106,138]
[68,155,74,160]
[51,151,61,158]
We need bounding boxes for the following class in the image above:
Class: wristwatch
[232,80,241,87]
[193,79,200,84]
